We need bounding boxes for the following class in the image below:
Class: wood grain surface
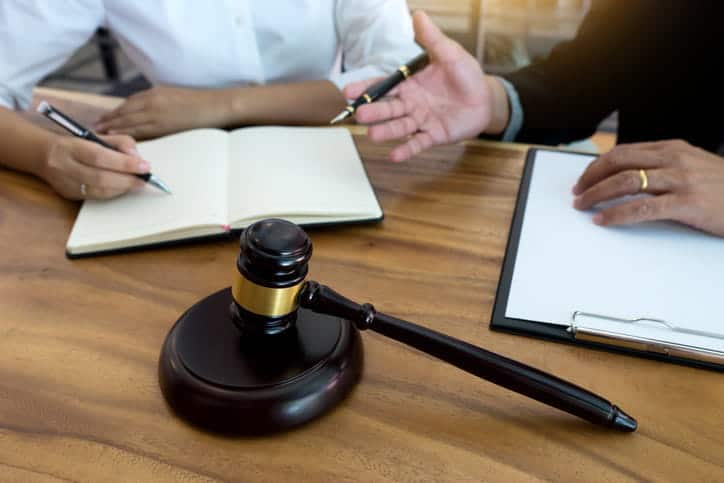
[0,91,722,482]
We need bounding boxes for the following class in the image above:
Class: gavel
[159,219,636,434]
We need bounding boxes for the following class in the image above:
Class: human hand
[95,86,231,139]
[343,11,493,162]
[40,134,149,200]
[573,140,724,237]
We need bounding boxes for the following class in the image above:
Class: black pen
[330,52,430,125]
[37,101,171,194]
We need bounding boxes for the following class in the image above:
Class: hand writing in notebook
[65,127,383,256]
[572,140,724,237]
[43,134,150,200]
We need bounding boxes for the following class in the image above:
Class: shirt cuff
[0,89,14,109]
[0,84,29,110]
[498,77,524,142]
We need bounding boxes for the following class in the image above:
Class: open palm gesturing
[344,11,493,162]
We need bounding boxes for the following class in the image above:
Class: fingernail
[573,196,582,209]
[137,161,151,172]
[593,213,604,225]
[130,147,140,157]
[572,182,580,195]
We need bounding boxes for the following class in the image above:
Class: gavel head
[160,218,363,434]
[231,219,312,336]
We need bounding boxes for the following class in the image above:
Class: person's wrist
[185,89,238,129]
[35,132,63,180]
[482,76,511,136]
[218,88,248,127]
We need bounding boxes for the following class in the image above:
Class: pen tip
[149,176,172,194]
[329,111,349,125]
[612,408,637,432]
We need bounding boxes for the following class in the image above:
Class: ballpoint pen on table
[330,52,429,125]
[37,101,172,194]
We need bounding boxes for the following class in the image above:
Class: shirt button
[234,16,243,27]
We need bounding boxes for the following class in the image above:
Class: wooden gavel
[159,219,636,435]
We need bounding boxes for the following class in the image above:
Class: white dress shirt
[0,0,420,109]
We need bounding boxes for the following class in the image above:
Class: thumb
[412,10,461,63]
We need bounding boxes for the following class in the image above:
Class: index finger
[356,97,409,125]
[98,134,140,157]
[72,138,150,175]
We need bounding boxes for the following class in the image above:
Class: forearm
[0,107,55,176]
[218,80,347,127]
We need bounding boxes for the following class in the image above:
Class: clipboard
[491,148,724,371]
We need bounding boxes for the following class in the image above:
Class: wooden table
[1,90,722,482]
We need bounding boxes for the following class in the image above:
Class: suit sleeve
[502,0,655,145]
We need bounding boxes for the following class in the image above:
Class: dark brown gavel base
[158,288,363,435]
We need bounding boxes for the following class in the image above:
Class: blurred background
[41,0,592,95]
[40,0,613,146]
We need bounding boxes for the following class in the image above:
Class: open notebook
[492,148,724,370]
[66,127,382,257]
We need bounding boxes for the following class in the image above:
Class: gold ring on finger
[638,169,648,193]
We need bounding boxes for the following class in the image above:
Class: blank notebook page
[505,150,724,351]
[227,127,381,224]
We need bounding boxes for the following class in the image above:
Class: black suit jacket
[503,1,724,152]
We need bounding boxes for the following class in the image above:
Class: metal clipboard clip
[567,311,724,365]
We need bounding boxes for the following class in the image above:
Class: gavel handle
[299,281,636,432]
